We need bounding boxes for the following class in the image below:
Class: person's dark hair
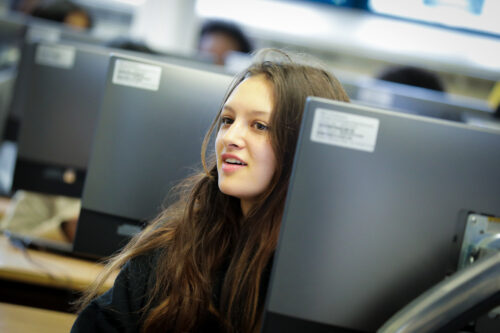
[75,48,349,333]
[199,20,253,53]
[31,0,93,29]
[106,37,158,55]
[377,65,446,92]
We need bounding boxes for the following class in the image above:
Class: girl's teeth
[225,158,243,165]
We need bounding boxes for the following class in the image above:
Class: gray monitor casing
[12,41,111,197]
[4,13,108,142]
[261,97,500,332]
[17,42,109,167]
[73,54,233,258]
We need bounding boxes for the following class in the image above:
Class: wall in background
[193,0,499,100]
[130,0,199,55]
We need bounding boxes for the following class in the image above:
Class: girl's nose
[222,121,246,148]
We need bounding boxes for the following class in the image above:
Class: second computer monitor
[12,41,110,197]
[73,54,233,259]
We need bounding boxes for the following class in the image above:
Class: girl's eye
[221,117,233,125]
[254,122,269,131]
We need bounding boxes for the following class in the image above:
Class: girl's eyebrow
[223,104,271,116]
[221,105,234,112]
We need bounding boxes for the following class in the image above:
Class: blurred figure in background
[376,65,446,92]
[30,0,93,31]
[197,19,253,66]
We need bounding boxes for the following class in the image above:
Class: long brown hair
[75,48,350,333]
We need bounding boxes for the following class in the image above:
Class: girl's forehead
[227,75,274,102]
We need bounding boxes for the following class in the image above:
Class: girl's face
[215,74,277,215]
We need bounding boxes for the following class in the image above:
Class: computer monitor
[72,54,233,259]
[261,97,500,332]
[2,12,107,142]
[340,75,497,126]
[11,41,111,197]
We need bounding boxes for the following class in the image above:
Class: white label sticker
[35,44,75,69]
[112,59,162,91]
[311,108,380,152]
[26,26,61,43]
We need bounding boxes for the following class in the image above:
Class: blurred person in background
[197,19,253,66]
[30,0,93,31]
[376,65,446,92]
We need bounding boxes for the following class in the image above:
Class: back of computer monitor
[261,97,500,332]
[12,41,110,197]
[2,11,108,141]
[73,54,233,259]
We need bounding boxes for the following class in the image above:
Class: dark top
[71,252,273,332]
[71,253,156,333]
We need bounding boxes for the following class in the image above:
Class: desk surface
[0,234,116,292]
[0,302,76,333]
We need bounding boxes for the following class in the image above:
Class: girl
[71,48,350,333]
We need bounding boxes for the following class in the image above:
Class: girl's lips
[220,153,247,173]
[221,162,246,173]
